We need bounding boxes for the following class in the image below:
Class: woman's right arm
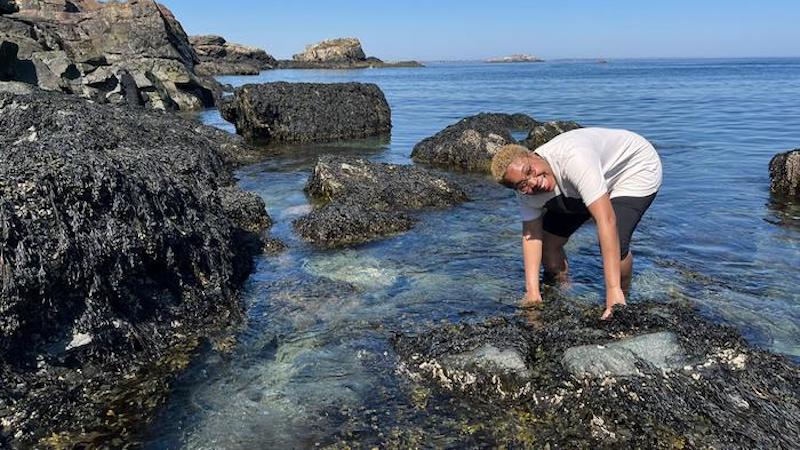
[522,218,544,304]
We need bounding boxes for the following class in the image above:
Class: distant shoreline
[417,56,800,64]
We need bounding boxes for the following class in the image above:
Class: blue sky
[161,0,800,60]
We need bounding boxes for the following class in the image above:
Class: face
[503,154,556,195]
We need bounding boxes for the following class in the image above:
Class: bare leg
[542,231,570,285]
[621,251,633,294]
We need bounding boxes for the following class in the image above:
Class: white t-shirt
[518,127,662,221]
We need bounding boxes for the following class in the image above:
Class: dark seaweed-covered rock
[393,298,800,449]
[769,149,800,199]
[410,113,538,172]
[293,155,468,248]
[220,82,392,144]
[0,89,270,447]
[520,120,582,150]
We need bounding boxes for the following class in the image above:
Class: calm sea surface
[145,59,800,448]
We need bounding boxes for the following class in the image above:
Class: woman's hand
[601,287,626,320]
[521,290,543,308]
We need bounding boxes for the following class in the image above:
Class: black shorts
[542,193,657,259]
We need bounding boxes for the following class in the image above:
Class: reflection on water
[146,59,800,448]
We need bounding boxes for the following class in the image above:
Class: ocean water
[144,59,800,448]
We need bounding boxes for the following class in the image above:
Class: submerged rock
[294,155,468,248]
[0,0,218,110]
[190,34,277,76]
[442,343,529,376]
[278,37,423,69]
[769,148,800,199]
[393,298,800,448]
[0,89,270,447]
[562,331,685,377]
[220,82,392,144]
[411,113,538,172]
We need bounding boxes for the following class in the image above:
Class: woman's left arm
[586,193,625,319]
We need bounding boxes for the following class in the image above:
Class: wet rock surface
[411,113,578,172]
[190,34,277,76]
[278,37,422,69]
[0,90,271,447]
[392,298,800,448]
[220,82,392,144]
[294,155,468,248]
[770,148,800,199]
[0,0,219,110]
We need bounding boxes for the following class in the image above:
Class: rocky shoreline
[0,0,221,110]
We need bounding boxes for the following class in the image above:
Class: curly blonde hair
[491,144,531,185]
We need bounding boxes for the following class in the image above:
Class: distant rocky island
[277,37,424,69]
[190,35,277,76]
[486,54,544,63]
[189,36,423,74]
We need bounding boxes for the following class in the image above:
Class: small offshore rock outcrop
[220,81,392,144]
[0,0,219,110]
[486,53,544,63]
[393,298,800,448]
[294,155,468,248]
[412,113,582,172]
[277,37,423,69]
[769,148,800,199]
[0,89,271,447]
[190,35,277,76]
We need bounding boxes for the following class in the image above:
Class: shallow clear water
[145,59,800,448]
